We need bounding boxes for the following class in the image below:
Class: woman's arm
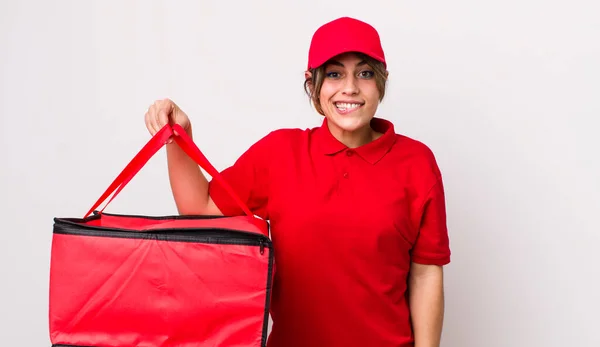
[145,99,223,216]
[408,262,445,347]
[165,124,223,216]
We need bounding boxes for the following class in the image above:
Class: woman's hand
[144,98,191,137]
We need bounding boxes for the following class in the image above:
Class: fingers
[145,99,174,136]
[157,100,172,128]
[148,103,161,135]
[144,98,186,143]
[144,107,156,136]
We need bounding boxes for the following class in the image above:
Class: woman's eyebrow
[326,60,368,68]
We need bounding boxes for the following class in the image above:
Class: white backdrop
[1,0,599,346]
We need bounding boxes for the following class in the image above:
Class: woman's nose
[342,76,359,95]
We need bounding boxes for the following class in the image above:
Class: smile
[335,102,364,114]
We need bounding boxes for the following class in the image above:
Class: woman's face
[317,52,382,142]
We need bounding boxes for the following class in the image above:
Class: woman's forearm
[408,263,445,347]
[166,125,220,216]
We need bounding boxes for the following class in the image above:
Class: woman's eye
[326,72,341,78]
[359,70,374,79]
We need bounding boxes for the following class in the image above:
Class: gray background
[1,0,599,346]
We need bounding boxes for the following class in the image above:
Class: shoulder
[391,133,443,180]
[394,134,438,160]
[251,126,315,151]
[263,127,308,141]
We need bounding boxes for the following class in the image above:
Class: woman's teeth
[335,102,362,111]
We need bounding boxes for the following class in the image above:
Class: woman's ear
[304,70,314,95]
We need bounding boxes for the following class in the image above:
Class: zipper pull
[259,239,265,255]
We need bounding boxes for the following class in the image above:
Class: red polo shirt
[208,117,451,347]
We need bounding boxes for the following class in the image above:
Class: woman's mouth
[335,102,364,115]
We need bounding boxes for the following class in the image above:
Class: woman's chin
[326,113,372,133]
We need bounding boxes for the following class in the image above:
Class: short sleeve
[411,177,451,266]
[208,132,274,219]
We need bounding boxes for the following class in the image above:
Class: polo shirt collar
[315,117,397,165]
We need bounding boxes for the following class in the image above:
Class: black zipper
[53,223,272,249]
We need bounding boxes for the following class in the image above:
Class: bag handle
[83,124,254,219]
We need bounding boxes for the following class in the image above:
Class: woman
[145,16,450,347]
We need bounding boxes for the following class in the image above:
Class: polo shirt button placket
[343,150,353,179]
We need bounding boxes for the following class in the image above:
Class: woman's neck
[328,122,383,148]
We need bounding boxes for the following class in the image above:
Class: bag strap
[170,124,255,218]
[83,124,254,219]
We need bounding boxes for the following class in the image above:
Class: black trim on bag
[262,243,274,347]
[54,223,271,247]
[53,212,271,245]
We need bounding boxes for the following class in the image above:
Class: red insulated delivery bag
[48,124,273,347]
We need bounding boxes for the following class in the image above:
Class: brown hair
[303,52,388,115]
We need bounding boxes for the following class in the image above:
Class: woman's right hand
[144,98,191,137]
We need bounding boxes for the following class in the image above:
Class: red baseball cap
[307,17,386,70]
